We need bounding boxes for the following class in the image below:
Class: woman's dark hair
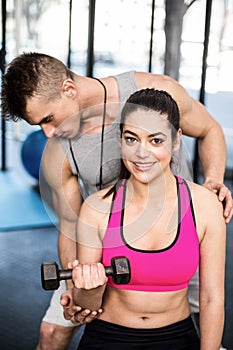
[120,88,180,139]
[103,88,180,198]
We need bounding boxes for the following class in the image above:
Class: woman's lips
[133,161,156,171]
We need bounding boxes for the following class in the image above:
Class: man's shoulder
[42,137,71,186]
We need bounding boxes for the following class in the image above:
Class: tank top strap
[103,179,126,248]
[114,71,137,103]
[107,179,127,229]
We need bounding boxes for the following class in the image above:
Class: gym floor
[0,227,84,350]
[0,138,232,349]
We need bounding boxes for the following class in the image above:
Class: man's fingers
[63,305,82,320]
[72,309,102,324]
[203,181,233,224]
[85,309,103,323]
[217,185,228,202]
[72,309,92,324]
[60,295,70,307]
[223,190,233,223]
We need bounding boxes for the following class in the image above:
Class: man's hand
[60,289,102,325]
[203,180,233,223]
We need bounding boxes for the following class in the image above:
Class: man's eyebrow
[123,130,167,138]
[28,115,52,126]
[38,116,50,126]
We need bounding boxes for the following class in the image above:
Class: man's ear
[173,128,182,151]
[61,79,77,98]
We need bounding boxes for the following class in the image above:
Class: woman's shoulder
[186,180,223,214]
[85,185,114,203]
[80,185,115,221]
[186,181,225,241]
[186,180,215,197]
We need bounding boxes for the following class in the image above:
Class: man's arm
[42,138,80,271]
[180,97,226,183]
[52,174,81,271]
[134,72,232,222]
[179,96,232,223]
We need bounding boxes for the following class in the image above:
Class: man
[1,52,232,350]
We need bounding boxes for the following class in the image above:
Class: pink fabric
[102,177,199,292]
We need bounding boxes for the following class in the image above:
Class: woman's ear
[61,79,77,98]
[173,128,182,151]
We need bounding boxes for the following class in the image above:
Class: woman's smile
[133,161,157,171]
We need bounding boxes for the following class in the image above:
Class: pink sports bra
[102,176,199,292]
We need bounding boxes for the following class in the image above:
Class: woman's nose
[136,143,150,158]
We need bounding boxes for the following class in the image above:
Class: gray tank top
[60,71,137,198]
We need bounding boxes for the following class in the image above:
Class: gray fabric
[42,281,78,327]
[60,71,137,198]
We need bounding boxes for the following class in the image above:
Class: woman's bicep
[76,198,103,263]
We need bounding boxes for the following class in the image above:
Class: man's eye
[41,116,53,125]
[45,116,53,123]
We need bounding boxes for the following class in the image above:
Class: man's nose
[40,124,56,138]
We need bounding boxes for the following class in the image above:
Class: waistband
[86,315,195,340]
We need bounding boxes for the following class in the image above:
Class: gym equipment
[41,256,131,290]
[21,130,47,180]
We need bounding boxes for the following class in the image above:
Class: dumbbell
[41,256,131,290]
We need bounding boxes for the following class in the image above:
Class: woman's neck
[127,171,177,204]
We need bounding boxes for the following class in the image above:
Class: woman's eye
[125,137,136,144]
[152,138,163,145]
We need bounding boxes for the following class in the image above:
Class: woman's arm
[197,188,226,349]
[72,260,108,310]
[72,191,111,310]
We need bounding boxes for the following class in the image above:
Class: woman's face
[121,109,177,183]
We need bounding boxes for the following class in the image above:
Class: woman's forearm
[199,300,224,350]
[73,284,106,311]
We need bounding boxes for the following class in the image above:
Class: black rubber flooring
[0,181,232,349]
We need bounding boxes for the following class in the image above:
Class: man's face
[26,95,81,139]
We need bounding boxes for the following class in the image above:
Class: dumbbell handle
[59,269,72,280]
[58,266,113,280]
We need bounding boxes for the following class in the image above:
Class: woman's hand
[72,261,108,290]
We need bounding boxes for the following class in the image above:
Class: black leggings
[77,315,200,349]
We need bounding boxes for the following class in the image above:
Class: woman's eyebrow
[148,132,167,138]
[123,130,138,137]
[123,130,167,138]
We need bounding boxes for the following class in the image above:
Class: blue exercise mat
[0,171,58,231]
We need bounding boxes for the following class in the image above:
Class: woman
[70,89,226,349]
